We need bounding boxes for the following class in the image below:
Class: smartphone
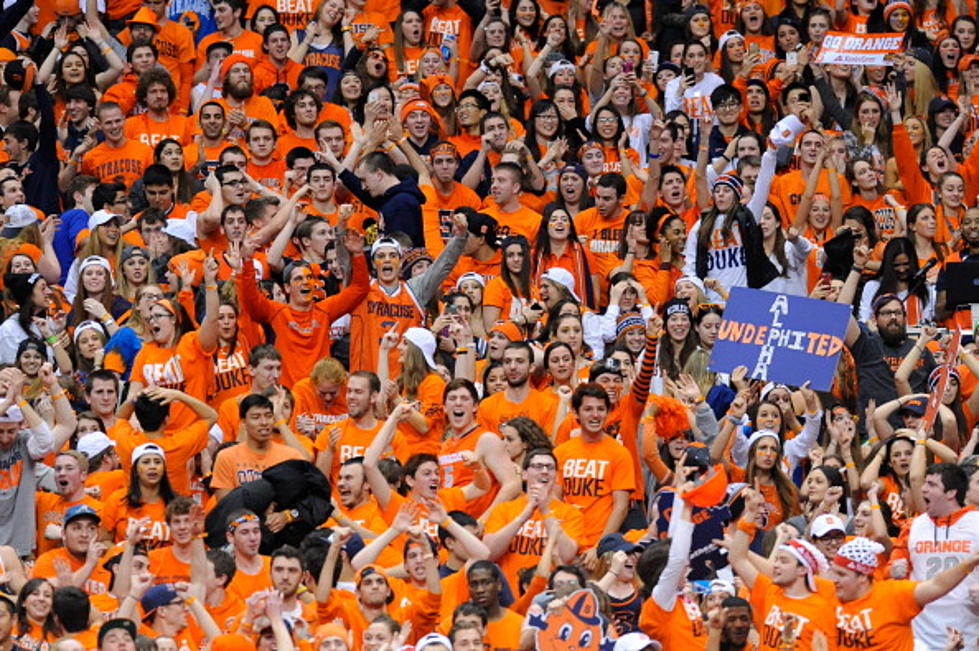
[647,50,659,71]
[786,50,798,66]
[446,304,458,314]
[530,302,544,312]
[749,42,760,55]
[683,66,695,79]
[622,59,634,74]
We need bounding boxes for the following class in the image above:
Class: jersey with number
[891,506,979,649]
[348,279,426,379]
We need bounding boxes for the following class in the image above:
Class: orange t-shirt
[836,579,921,650]
[476,388,559,438]
[80,139,154,187]
[290,377,349,431]
[443,251,502,290]
[148,545,192,585]
[574,206,629,278]
[314,417,391,485]
[196,29,264,63]
[34,493,103,556]
[396,373,447,458]
[381,488,468,540]
[212,343,253,408]
[770,168,852,228]
[247,157,288,192]
[101,490,171,549]
[480,198,543,242]
[750,574,838,651]
[211,442,304,491]
[483,495,584,590]
[85,469,126,503]
[554,434,636,548]
[847,193,901,240]
[228,555,273,602]
[481,276,535,321]
[216,95,283,141]
[32,548,112,595]
[639,593,708,650]
[124,112,195,148]
[130,331,217,434]
[324,496,403,568]
[421,182,481,257]
[108,420,209,496]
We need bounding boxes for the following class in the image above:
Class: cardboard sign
[708,288,851,391]
[814,32,905,66]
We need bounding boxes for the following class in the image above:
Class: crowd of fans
[2,0,979,649]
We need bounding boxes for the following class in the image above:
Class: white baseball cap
[76,431,115,458]
[88,209,121,230]
[403,327,437,369]
[131,442,166,464]
[541,267,579,302]
[810,513,846,539]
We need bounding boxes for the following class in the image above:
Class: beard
[226,79,253,100]
[879,322,906,346]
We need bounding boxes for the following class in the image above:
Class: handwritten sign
[708,288,851,391]
[814,32,904,66]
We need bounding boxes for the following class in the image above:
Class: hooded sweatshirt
[339,169,427,247]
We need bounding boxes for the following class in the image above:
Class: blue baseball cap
[140,584,181,620]
[64,504,100,526]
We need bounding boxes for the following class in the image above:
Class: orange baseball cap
[55,0,81,16]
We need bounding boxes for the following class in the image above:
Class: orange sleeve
[511,574,548,615]
[482,277,510,310]
[641,421,672,483]
[888,521,912,568]
[892,123,932,205]
[178,61,194,111]
[210,448,240,490]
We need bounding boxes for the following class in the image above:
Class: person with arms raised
[831,535,979,650]
[233,230,368,388]
[724,485,838,651]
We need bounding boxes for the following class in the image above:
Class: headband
[227,513,259,533]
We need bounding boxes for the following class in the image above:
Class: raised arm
[362,402,413,510]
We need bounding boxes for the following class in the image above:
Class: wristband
[46,335,58,345]
[845,461,855,469]
[341,26,353,32]
[16,399,27,409]
[439,518,452,528]
[50,392,65,400]
[205,284,218,291]
[725,414,741,425]
[274,418,287,427]
[867,436,879,444]
[736,518,757,536]
[648,153,660,159]
[184,596,197,606]
[455,347,469,354]
[870,504,881,510]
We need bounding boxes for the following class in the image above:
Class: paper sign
[708,287,851,391]
[814,32,904,66]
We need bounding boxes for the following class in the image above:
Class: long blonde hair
[398,342,431,399]
[905,60,940,119]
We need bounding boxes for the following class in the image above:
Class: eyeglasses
[536,113,559,120]
[596,116,618,124]
[222,179,246,187]
[147,312,174,321]
[528,463,556,471]
[877,308,905,318]
[456,102,479,111]
[716,101,741,110]
[141,293,165,302]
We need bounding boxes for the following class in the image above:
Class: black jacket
[204,459,332,554]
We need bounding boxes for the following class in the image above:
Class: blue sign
[708,287,851,391]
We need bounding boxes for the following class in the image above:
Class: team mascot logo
[527,588,615,650]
